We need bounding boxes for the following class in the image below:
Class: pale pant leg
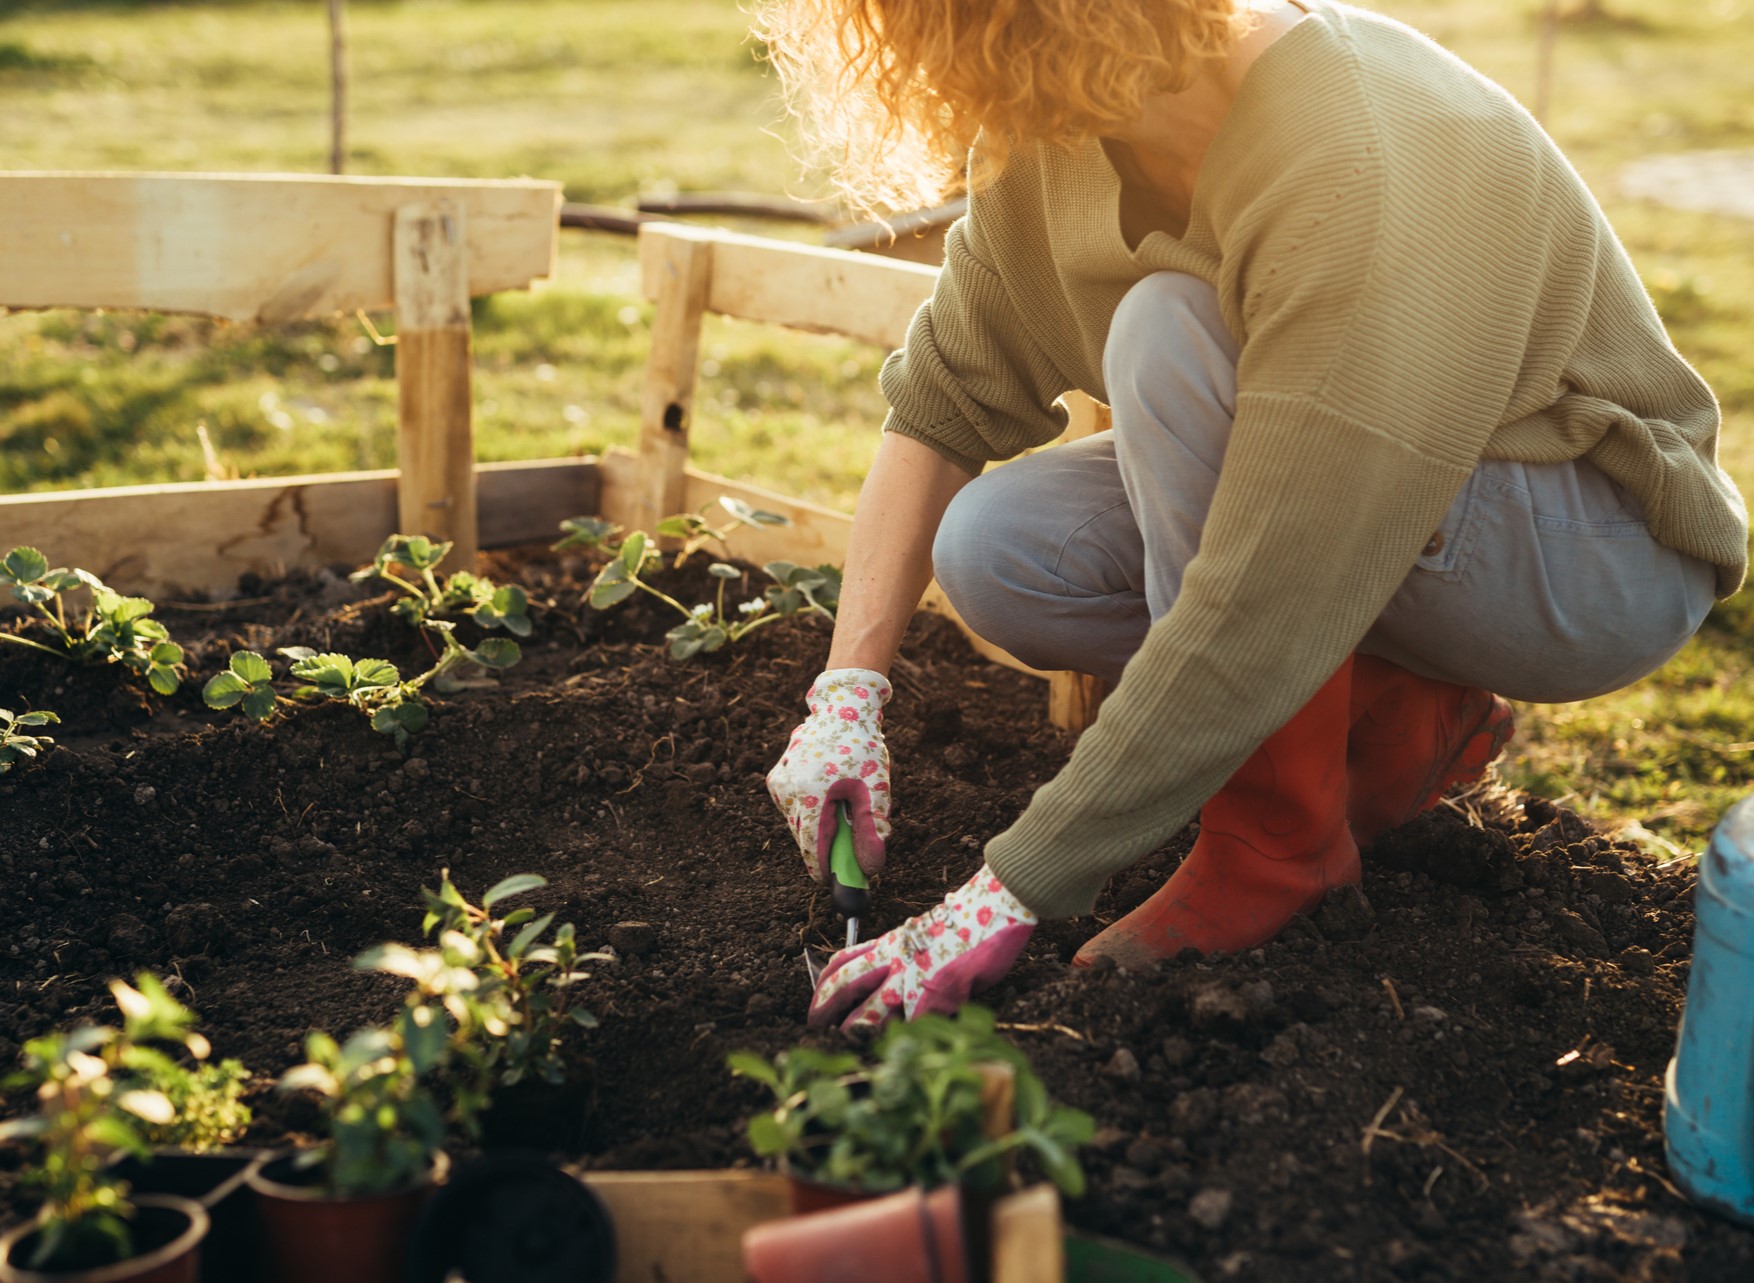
[932,272,1717,703]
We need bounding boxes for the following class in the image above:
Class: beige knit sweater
[878,0,1749,918]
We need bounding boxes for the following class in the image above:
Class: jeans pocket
[1412,470,1487,581]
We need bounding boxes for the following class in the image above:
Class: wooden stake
[328,0,348,175]
[394,201,477,569]
[636,226,714,532]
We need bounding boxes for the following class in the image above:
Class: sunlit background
[2,0,1751,844]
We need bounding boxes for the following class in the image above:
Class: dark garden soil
[2,547,1751,1282]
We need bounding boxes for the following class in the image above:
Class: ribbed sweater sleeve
[984,92,1561,918]
[878,210,1072,474]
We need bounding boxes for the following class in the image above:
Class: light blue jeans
[934,273,1717,703]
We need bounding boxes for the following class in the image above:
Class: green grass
[2,0,1752,848]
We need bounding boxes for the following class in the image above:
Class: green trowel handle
[827,802,870,921]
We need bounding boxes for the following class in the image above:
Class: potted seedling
[730,1008,1092,1283]
[417,872,610,1152]
[0,548,183,695]
[0,709,59,776]
[0,975,228,1283]
[248,929,496,1283]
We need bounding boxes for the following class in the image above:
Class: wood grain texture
[0,172,559,322]
[992,1185,1066,1283]
[0,459,597,599]
[638,222,937,350]
[394,201,477,569]
[579,1170,791,1283]
[636,230,714,532]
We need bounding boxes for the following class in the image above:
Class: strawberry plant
[0,708,59,775]
[1,546,184,694]
[588,531,841,661]
[350,534,532,637]
[728,1005,1094,1197]
[551,516,621,556]
[653,495,790,568]
[0,975,235,1271]
[419,871,611,1089]
[204,623,519,746]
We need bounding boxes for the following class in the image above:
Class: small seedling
[350,534,533,638]
[654,495,790,568]
[0,546,184,694]
[551,516,622,556]
[729,1005,1094,1197]
[141,1057,252,1153]
[419,871,611,1089]
[0,975,234,1271]
[587,523,841,662]
[0,708,59,774]
[206,626,520,747]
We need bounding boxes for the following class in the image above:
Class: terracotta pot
[783,1170,886,1217]
[743,1184,967,1283]
[106,1148,269,1283]
[0,1194,208,1283]
[247,1151,448,1283]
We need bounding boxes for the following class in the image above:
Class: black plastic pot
[247,1151,448,1283]
[0,1194,209,1283]
[106,1148,269,1283]
[406,1151,615,1283]
[476,1076,593,1154]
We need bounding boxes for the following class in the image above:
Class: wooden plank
[0,172,560,322]
[596,449,1050,680]
[394,201,477,569]
[1047,391,1114,733]
[636,230,714,532]
[992,1185,1065,1283]
[580,1170,790,1283]
[0,459,597,600]
[639,223,937,351]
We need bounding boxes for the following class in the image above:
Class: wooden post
[637,227,714,532]
[991,1186,1065,1283]
[328,0,348,175]
[1047,393,1114,734]
[394,201,477,569]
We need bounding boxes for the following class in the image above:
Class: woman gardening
[761,0,1748,1031]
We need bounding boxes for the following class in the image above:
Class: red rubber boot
[1072,657,1361,970]
[1347,655,1516,848]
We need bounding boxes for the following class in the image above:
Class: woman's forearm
[826,432,977,674]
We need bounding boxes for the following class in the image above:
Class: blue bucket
[1664,795,1754,1225]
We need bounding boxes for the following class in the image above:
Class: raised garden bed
[2,543,1752,1282]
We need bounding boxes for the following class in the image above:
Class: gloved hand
[807,864,1037,1032]
[767,668,892,883]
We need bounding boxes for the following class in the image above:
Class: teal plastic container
[1664,796,1754,1225]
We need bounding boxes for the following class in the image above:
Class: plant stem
[632,577,693,621]
[0,633,70,659]
[729,611,783,643]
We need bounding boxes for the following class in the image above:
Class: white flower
[738,599,766,616]
[691,603,713,620]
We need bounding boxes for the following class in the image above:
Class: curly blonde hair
[753,0,1245,215]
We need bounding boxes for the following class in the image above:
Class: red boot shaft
[1074,657,1361,969]
[1347,655,1515,847]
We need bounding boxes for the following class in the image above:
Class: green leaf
[468,638,521,669]
[483,873,548,909]
[701,625,727,653]
[719,496,789,527]
[726,1051,781,1090]
[14,711,58,727]
[354,658,402,688]
[655,515,697,539]
[242,687,278,722]
[746,1112,790,1156]
[1,546,48,584]
[203,671,249,709]
[148,665,180,696]
[104,595,156,624]
[151,641,183,665]
[708,562,740,580]
[507,911,556,958]
[231,651,273,684]
[619,532,647,573]
[590,577,636,609]
[568,1008,599,1028]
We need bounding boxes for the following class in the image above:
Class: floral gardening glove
[807,864,1037,1033]
[767,668,892,883]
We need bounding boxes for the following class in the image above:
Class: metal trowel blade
[803,948,831,987]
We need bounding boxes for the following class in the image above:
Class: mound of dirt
[2,547,1749,1282]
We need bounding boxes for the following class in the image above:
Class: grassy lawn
[2,0,1751,849]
